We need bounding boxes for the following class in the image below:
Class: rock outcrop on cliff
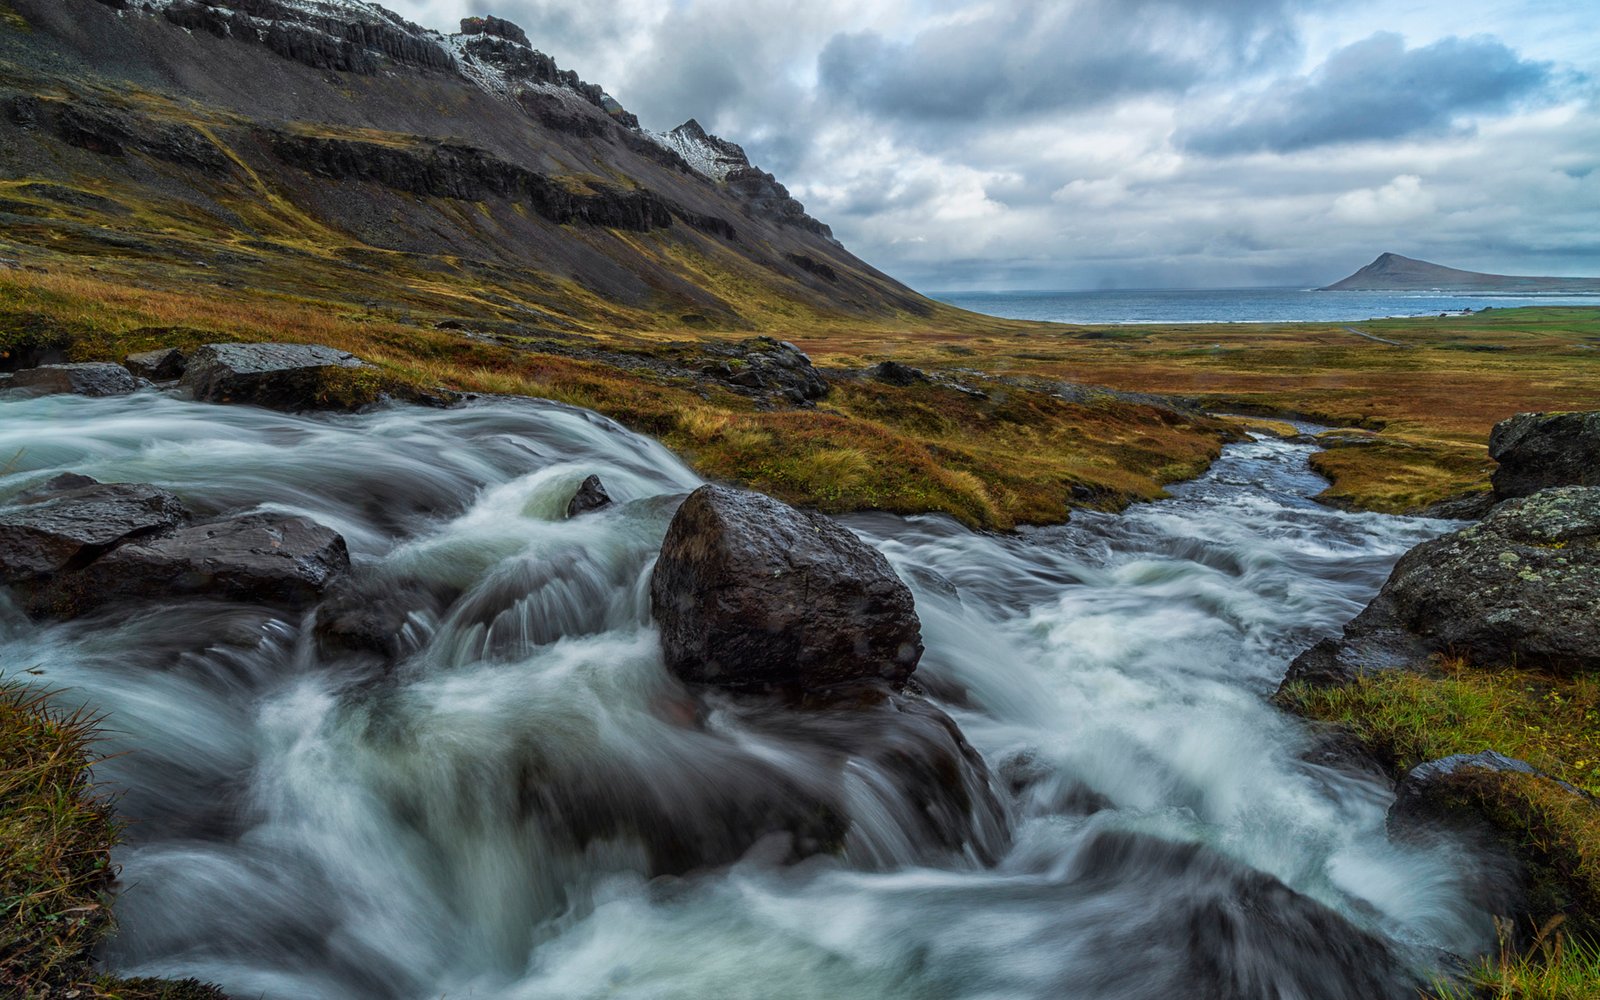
[0,0,926,325]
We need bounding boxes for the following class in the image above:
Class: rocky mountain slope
[1323,253,1600,293]
[0,0,932,329]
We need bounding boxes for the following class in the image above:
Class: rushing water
[0,391,1498,998]
[934,286,1600,324]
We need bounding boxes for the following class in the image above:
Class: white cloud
[378,0,1599,289]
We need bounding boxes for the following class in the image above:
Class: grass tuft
[0,682,117,993]
[1431,918,1600,1000]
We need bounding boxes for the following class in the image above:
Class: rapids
[0,390,1496,999]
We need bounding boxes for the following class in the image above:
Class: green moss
[0,2,29,31]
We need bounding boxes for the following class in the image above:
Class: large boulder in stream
[1284,486,1600,684]
[1490,410,1600,500]
[180,342,378,411]
[651,485,922,694]
[0,475,187,586]
[33,512,349,618]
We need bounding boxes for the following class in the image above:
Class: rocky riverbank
[1279,408,1600,989]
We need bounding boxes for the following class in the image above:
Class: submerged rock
[651,485,922,694]
[1284,486,1600,683]
[566,474,613,518]
[1490,410,1600,500]
[124,346,188,381]
[520,688,1007,875]
[180,342,376,411]
[8,362,138,397]
[34,513,349,618]
[0,477,187,586]
[313,573,457,663]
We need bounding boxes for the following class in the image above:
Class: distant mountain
[1323,253,1600,293]
[0,0,933,328]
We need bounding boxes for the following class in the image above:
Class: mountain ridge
[1323,253,1600,293]
[0,0,930,329]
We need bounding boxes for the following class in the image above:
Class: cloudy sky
[386,0,1598,291]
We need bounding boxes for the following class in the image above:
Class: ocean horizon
[933,286,1600,325]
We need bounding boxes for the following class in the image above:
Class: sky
[383,0,1599,291]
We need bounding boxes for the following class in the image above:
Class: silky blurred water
[0,390,1494,998]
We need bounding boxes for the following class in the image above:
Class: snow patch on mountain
[645,120,750,181]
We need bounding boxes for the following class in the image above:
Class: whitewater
[0,390,1498,998]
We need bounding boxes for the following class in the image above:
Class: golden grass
[0,685,116,992]
[0,270,1237,529]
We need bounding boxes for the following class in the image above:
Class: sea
[933,287,1600,325]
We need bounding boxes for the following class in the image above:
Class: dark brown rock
[1490,411,1600,500]
[650,485,922,694]
[34,513,349,618]
[125,347,188,381]
[518,688,1007,875]
[566,475,612,518]
[9,363,138,397]
[313,574,454,662]
[180,342,373,411]
[867,360,929,387]
[0,478,187,586]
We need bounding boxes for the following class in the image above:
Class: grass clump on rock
[1282,661,1600,997]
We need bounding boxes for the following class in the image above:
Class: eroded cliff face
[0,0,929,326]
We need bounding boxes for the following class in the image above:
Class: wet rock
[1490,411,1600,500]
[521,687,1007,875]
[867,360,930,387]
[0,478,187,586]
[566,474,612,518]
[1390,752,1561,830]
[1416,491,1497,520]
[651,485,922,694]
[180,342,374,411]
[124,347,188,381]
[1284,486,1600,683]
[313,574,454,662]
[8,362,138,397]
[34,513,349,619]
[1061,829,1417,1000]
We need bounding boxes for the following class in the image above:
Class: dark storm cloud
[816,0,1308,121]
[1181,32,1553,155]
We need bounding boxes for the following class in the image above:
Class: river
[0,391,1495,999]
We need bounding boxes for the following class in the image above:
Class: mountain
[1323,253,1600,293]
[0,0,934,329]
